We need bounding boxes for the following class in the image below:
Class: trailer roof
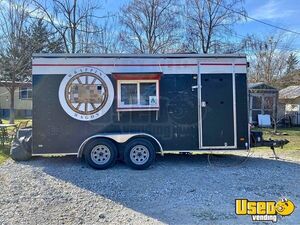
[32,53,246,59]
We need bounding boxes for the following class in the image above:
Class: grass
[1,118,32,127]
[252,127,300,160]
[0,145,10,164]
[0,118,32,164]
[253,127,300,151]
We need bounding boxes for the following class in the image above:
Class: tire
[124,138,156,170]
[84,139,117,170]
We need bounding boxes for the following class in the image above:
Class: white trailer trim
[32,55,247,75]
[198,61,202,149]
[32,153,78,156]
[198,65,237,149]
[77,133,164,157]
[232,64,238,149]
[32,53,247,58]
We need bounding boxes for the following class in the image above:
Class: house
[279,85,300,125]
[0,81,32,118]
[248,82,278,125]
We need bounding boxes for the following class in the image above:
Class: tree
[184,0,246,53]
[29,19,65,53]
[119,0,180,53]
[0,0,32,123]
[95,17,122,53]
[245,33,293,84]
[0,1,64,123]
[276,70,300,89]
[33,0,104,53]
[77,15,121,54]
[286,53,299,75]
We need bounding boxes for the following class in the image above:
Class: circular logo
[275,199,295,216]
[58,67,114,121]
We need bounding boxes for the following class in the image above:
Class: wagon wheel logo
[64,73,109,115]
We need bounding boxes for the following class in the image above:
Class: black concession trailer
[30,53,250,169]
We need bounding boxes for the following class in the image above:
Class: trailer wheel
[84,139,117,170]
[124,138,156,170]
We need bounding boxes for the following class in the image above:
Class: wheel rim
[91,145,111,165]
[130,145,150,165]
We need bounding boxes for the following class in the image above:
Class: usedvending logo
[235,198,295,222]
[59,67,114,121]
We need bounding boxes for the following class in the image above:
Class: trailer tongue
[250,130,289,159]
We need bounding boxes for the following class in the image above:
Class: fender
[77,133,163,157]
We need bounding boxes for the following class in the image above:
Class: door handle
[192,85,198,91]
[201,101,207,107]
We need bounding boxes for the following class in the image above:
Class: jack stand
[270,146,279,160]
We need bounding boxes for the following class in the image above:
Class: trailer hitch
[250,131,289,159]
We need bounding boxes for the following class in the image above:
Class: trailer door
[200,74,236,148]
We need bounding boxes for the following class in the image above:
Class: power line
[208,0,300,36]
[231,33,300,52]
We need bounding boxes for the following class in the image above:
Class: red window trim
[113,73,161,80]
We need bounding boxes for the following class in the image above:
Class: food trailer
[21,53,252,169]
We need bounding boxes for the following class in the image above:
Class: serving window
[115,74,160,112]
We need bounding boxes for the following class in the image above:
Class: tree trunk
[273,92,278,133]
[9,88,15,124]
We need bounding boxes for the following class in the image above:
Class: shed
[279,85,300,125]
[248,82,278,125]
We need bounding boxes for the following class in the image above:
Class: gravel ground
[0,152,300,225]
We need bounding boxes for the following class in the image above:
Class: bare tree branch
[119,0,180,54]
[32,0,104,53]
[184,0,246,53]
[245,32,294,84]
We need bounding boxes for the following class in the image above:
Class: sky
[236,0,300,50]
[103,0,300,52]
